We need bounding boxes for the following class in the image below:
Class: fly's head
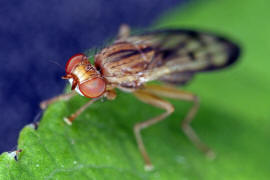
[62,53,106,98]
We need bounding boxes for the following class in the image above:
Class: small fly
[41,25,240,170]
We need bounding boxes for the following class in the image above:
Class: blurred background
[0,0,186,152]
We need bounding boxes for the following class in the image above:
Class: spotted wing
[125,29,241,85]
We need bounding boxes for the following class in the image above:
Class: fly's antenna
[49,60,64,70]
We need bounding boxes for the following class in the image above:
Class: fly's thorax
[71,62,100,83]
[94,42,154,76]
[94,41,155,90]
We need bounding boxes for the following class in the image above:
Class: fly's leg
[40,91,77,110]
[117,24,147,61]
[117,24,130,40]
[133,89,174,171]
[64,98,99,125]
[143,84,215,159]
[41,91,100,125]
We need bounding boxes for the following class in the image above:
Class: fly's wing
[125,29,241,85]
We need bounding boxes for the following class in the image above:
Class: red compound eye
[65,53,86,74]
[79,78,106,98]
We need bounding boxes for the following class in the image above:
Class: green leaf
[1,0,270,179]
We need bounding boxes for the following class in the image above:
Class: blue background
[0,0,186,152]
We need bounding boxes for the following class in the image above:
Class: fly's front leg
[41,89,114,125]
[117,24,130,40]
[144,84,215,159]
[64,98,99,125]
[64,91,114,125]
[40,91,77,109]
[40,91,100,125]
[133,89,174,171]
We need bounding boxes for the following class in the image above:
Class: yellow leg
[117,24,148,61]
[117,24,130,40]
[40,91,100,125]
[143,84,215,159]
[133,84,215,170]
[40,91,77,109]
[63,98,99,125]
[133,89,174,171]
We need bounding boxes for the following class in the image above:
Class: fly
[41,24,241,170]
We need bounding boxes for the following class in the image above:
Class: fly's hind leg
[133,89,174,171]
[143,84,215,159]
[117,24,148,61]
[117,24,130,40]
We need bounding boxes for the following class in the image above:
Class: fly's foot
[144,164,154,171]
[205,148,216,160]
[64,117,73,125]
[40,101,48,110]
